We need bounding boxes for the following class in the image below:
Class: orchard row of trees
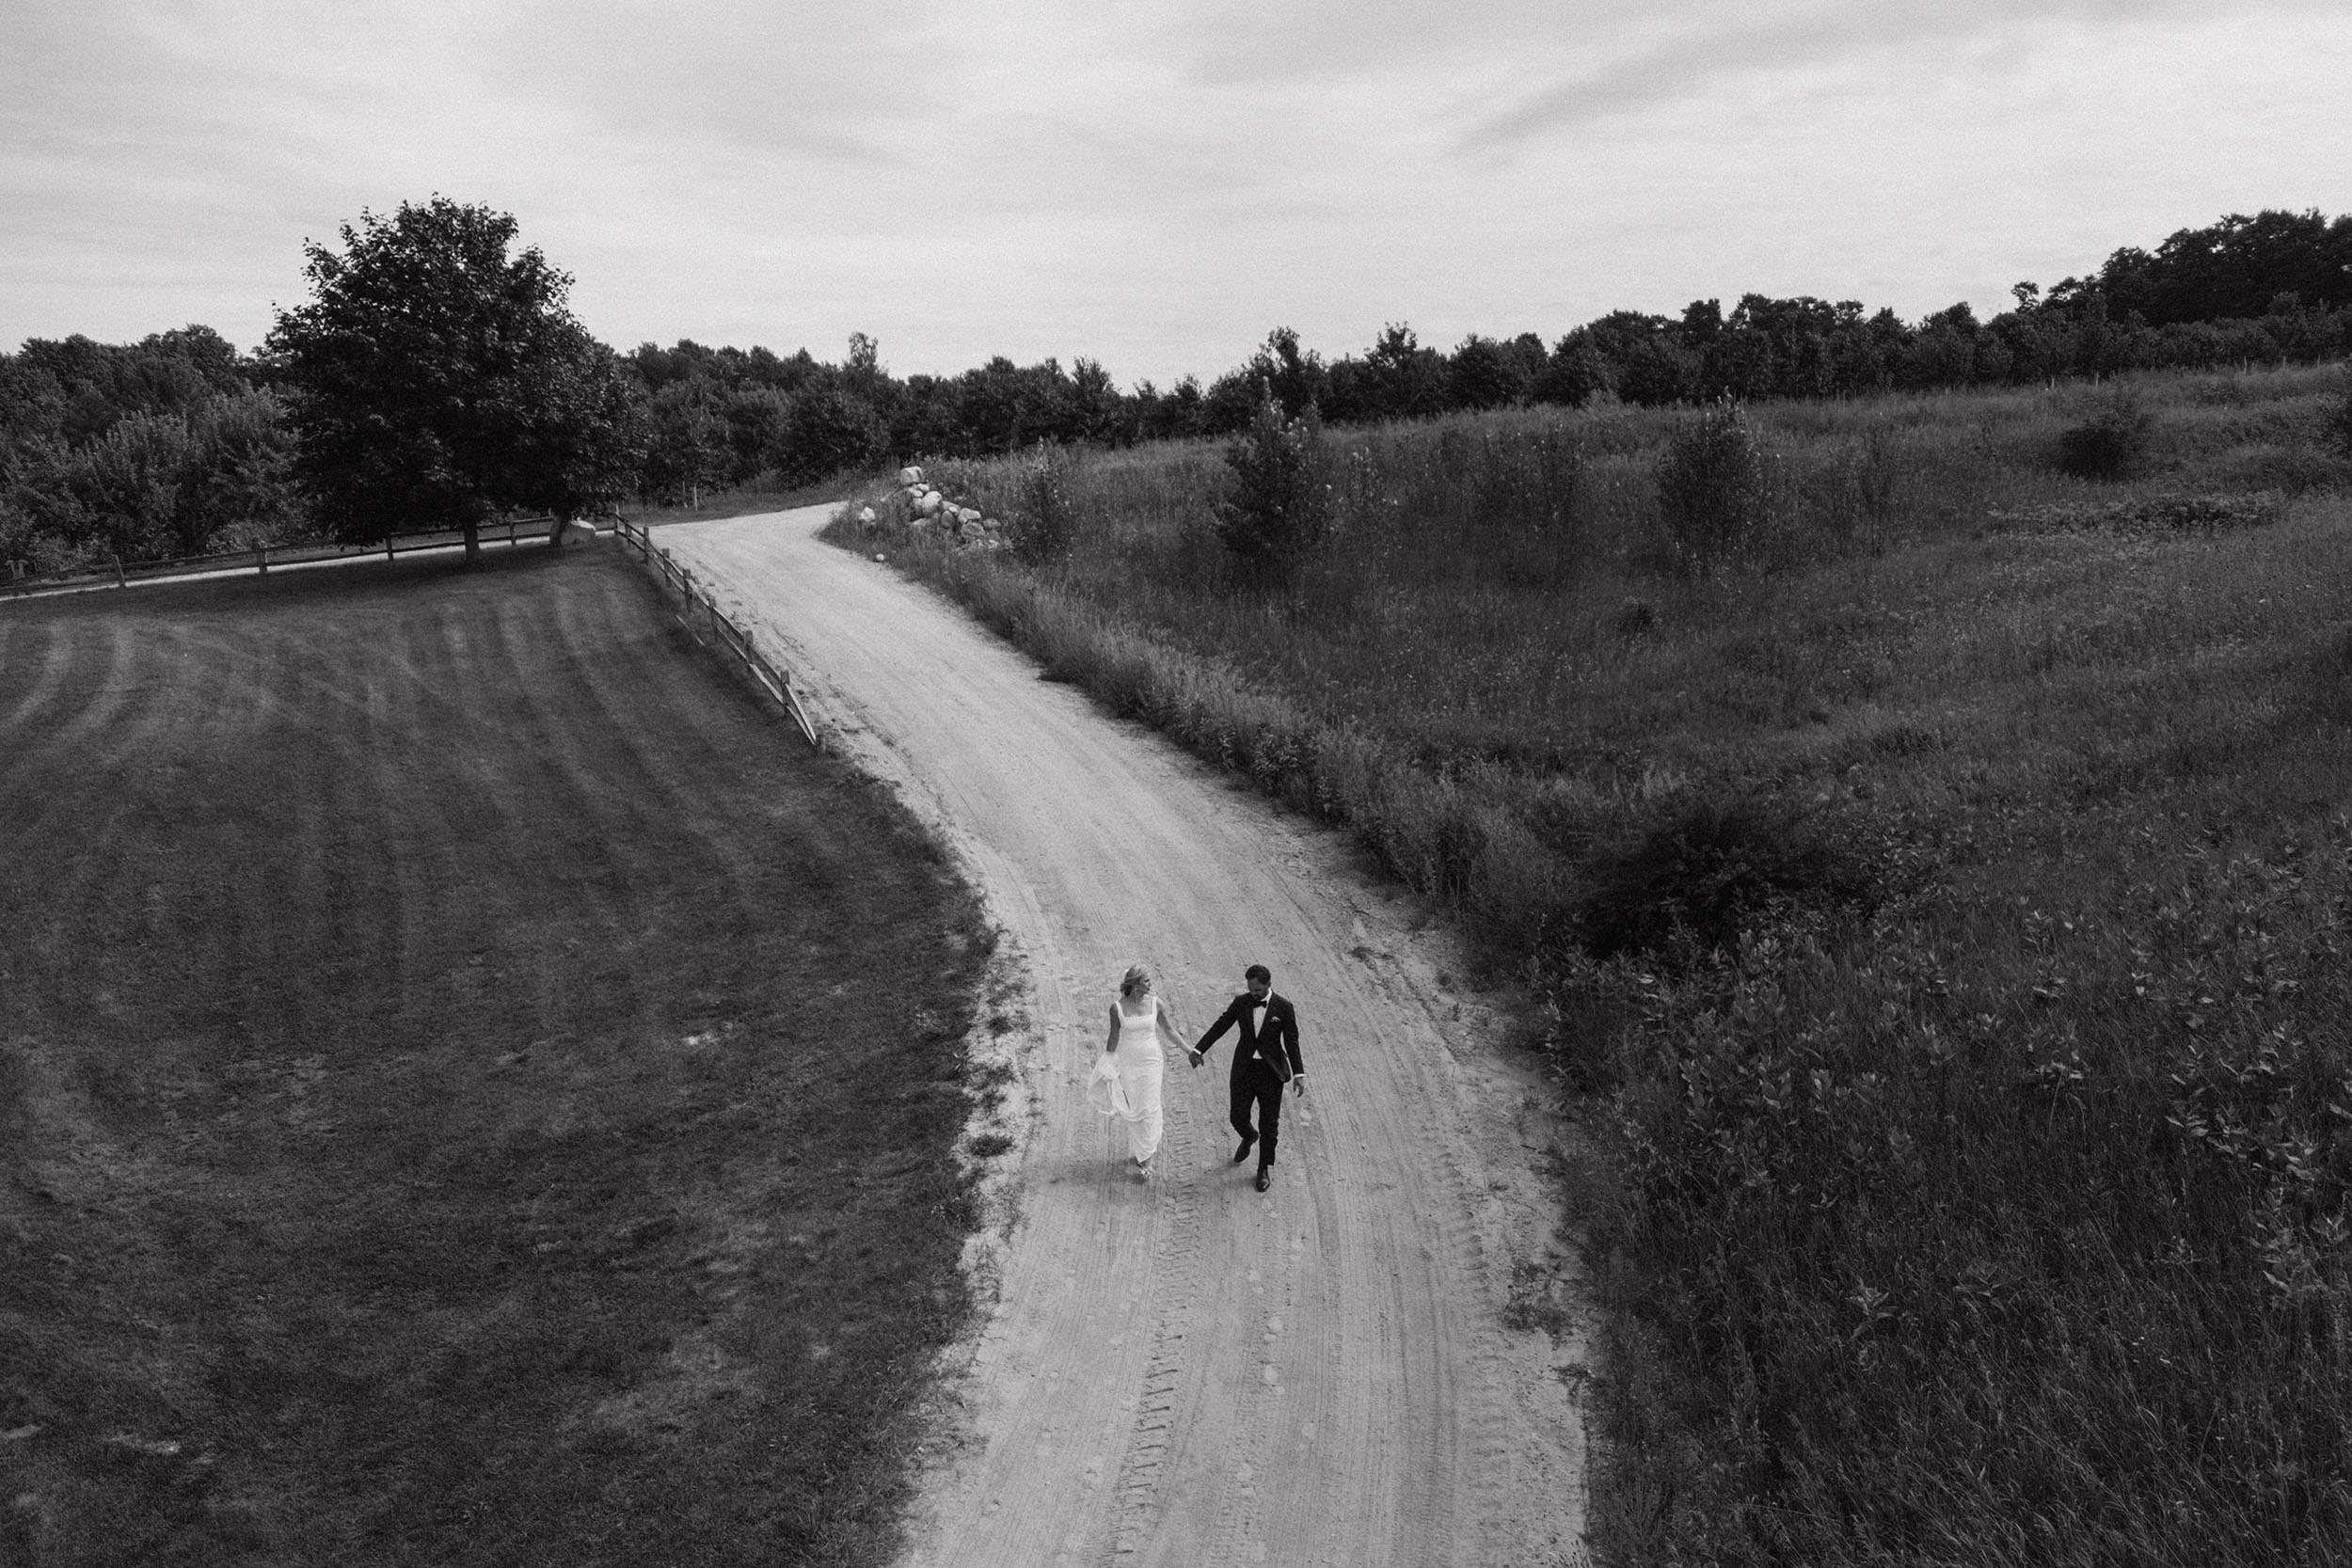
[5,202,2347,575]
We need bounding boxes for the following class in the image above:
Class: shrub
[2055,389,2154,479]
[2330,367,2352,458]
[1580,797,1865,960]
[1987,491,2287,534]
[1656,398,1772,569]
[1800,425,1900,554]
[1007,443,1079,565]
[1212,382,1333,582]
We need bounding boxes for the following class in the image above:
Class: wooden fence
[6,515,564,599]
[3,512,821,750]
[612,518,822,752]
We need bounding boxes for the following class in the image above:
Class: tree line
[0,327,303,571]
[5,202,2347,575]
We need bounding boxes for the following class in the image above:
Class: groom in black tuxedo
[1189,963,1305,1192]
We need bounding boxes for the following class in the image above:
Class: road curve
[662,507,1589,1568]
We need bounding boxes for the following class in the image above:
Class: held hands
[1186,1049,1203,1069]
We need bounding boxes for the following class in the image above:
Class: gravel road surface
[662,506,1589,1568]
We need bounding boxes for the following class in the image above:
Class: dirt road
[663,507,1589,1568]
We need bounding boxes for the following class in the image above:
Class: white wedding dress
[1088,995,1166,1164]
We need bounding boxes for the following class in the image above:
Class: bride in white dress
[1089,963,1185,1178]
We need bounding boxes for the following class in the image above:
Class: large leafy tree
[266,197,635,561]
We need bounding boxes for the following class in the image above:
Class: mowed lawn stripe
[7,616,140,789]
[0,615,70,737]
[0,547,992,1566]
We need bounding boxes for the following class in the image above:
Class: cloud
[1174,0,1568,85]
[2,0,2347,382]
[484,0,924,166]
[1452,0,2311,152]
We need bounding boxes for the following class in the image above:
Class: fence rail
[612,518,821,752]
[7,515,567,599]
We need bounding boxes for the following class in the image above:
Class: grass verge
[0,545,993,1565]
[621,479,857,528]
[826,363,2352,1563]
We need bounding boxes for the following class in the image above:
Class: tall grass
[829,362,2352,1563]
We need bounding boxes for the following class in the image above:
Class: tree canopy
[12,199,2352,579]
[0,327,297,573]
[265,198,634,556]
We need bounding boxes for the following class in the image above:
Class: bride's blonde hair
[1119,963,1152,999]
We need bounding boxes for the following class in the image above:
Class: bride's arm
[1104,1002,1120,1053]
[1156,999,1186,1053]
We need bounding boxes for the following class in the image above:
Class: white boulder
[898,465,924,487]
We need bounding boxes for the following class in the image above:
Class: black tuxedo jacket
[1194,991,1303,1082]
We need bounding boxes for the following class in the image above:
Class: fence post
[112,552,126,589]
[253,541,268,577]
[386,531,396,562]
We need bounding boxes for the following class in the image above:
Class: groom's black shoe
[1254,1165,1273,1193]
[1232,1134,1257,1165]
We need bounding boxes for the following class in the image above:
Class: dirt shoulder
[666,507,1590,1568]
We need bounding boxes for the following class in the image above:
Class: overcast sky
[4,0,2347,388]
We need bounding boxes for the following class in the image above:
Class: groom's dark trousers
[1194,990,1303,1171]
[1232,1060,1288,1168]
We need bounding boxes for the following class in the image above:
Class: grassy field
[831,363,2352,1563]
[0,546,993,1565]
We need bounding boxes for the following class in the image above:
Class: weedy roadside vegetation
[1006,443,1081,565]
[831,358,2352,1562]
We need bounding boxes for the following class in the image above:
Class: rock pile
[890,466,1007,549]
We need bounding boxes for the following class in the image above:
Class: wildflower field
[831,364,2352,1563]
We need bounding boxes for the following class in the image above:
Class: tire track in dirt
[1104,1094,1201,1564]
[662,507,1592,1568]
